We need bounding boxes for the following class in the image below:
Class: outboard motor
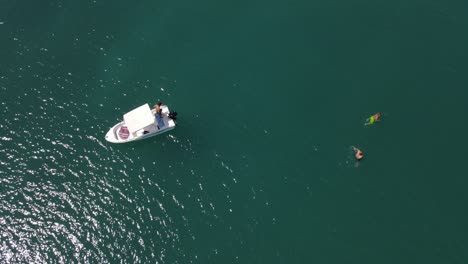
[169,111,178,121]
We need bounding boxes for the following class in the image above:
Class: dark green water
[1,0,468,262]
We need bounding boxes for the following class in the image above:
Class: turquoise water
[1,0,468,262]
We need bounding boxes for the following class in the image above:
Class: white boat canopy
[123,104,155,134]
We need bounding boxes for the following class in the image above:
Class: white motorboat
[105,103,177,143]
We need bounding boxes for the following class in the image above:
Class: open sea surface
[1,0,468,263]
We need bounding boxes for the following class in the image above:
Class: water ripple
[0,28,257,263]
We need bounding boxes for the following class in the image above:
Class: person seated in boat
[153,102,163,117]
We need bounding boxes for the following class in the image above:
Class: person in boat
[365,112,382,126]
[153,102,163,117]
[352,146,363,161]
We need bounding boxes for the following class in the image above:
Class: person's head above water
[352,146,363,161]
[356,151,363,160]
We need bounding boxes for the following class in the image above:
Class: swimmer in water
[365,112,382,126]
[352,146,363,161]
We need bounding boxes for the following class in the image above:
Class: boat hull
[105,122,174,143]
[105,105,176,143]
